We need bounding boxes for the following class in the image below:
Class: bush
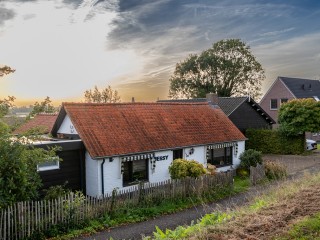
[264,160,287,180]
[245,129,304,154]
[236,167,249,178]
[44,182,70,200]
[239,149,262,170]
[169,159,206,179]
[206,163,216,175]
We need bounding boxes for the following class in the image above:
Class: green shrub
[245,129,304,154]
[239,149,262,170]
[169,159,206,179]
[44,182,70,200]
[264,160,287,180]
[236,167,249,178]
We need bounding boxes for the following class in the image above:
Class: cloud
[259,28,295,37]
[0,7,15,25]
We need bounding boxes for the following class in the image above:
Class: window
[173,149,183,160]
[123,159,148,186]
[270,99,278,110]
[207,147,232,167]
[280,98,288,105]
[37,157,59,171]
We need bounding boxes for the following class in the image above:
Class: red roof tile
[13,113,58,135]
[62,102,246,158]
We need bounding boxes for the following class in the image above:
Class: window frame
[207,147,233,168]
[122,159,149,187]
[173,149,183,160]
[37,156,60,172]
[270,99,278,110]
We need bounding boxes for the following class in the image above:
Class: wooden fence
[250,164,265,185]
[0,172,233,240]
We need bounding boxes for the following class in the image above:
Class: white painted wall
[85,152,100,197]
[57,115,78,135]
[184,146,206,164]
[85,141,246,197]
[102,157,123,193]
[149,150,172,183]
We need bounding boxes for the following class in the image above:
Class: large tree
[169,39,265,99]
[84,85,121,103]
[278,98,320,136]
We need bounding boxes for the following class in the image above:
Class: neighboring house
[13,113,58,135]
[50,100,246,197]
[159,96,275,134]
[12,113,86,193]
[260,76,320,141]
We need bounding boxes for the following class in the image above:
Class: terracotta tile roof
[13,113,58,135]
[61,102,246,158]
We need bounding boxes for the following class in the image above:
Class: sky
[1,0,320,106]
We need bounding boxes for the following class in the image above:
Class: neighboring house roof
[158,97,275,124]
[279,76,320,99]
[52,102,246,158]
[13,113,58,135]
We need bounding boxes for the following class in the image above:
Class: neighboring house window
[280,98,288,105]
[37,157,60,171]
[123,159,148,186]
[270,99,278,110]
[207,147,233,167]
[173,149,183,160]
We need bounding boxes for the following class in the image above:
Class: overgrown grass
[42,177,250,240]
[275,212,320,240]
[147,172,320,240]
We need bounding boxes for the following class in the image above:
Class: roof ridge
[63,102,208,106]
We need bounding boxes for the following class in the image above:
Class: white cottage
[51,100,246,197]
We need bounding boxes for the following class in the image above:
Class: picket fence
[0,172,233,240]
[250,163,265,185]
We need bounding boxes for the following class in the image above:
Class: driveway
[77,151,320,240]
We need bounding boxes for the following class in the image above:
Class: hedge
[245,129,304,154]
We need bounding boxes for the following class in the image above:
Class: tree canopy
[28,96,56,118]
[169,39,265,99]
[0,65,15,77]
[0,134,59,208]
[0,96,15,118]
[278,98,320,136]
[84,85,121,103]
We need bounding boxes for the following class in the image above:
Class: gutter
[101,158,105,196]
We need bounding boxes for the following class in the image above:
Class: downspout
[101,158,106,196]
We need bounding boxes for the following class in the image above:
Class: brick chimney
[206,93,219,106]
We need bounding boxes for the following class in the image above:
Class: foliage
[264,160,287,180]
[278,98,320,136]
[0,120,10,135]
[0,95,15,118]
[279,212,320,239]
[44,182,71,200]
[245,128,305,154]
[0,65,15,77]
[239,149,262,170]
[236,167,250,178]
[28,96,56,118]
[84,85,121,103]
[168,159,206,179]
[0,135,59,208]
[169,39,265,99]
[206,163,216,175]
